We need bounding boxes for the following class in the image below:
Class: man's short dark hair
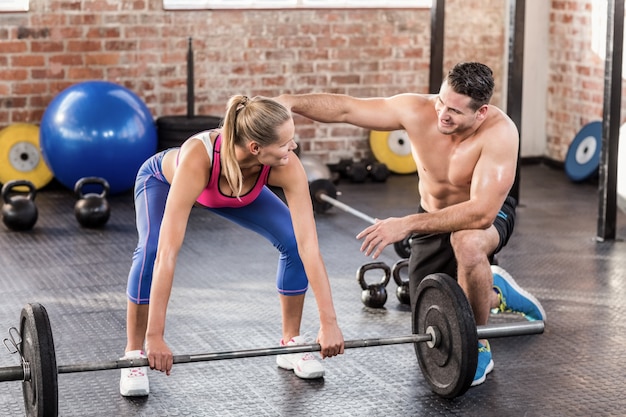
[445,62,495,111]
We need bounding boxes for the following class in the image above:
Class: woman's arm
[145,141,212,374]
[270,156,344,357]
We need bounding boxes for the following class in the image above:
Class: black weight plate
[413,273,477,398]
[20,303,58,417]
[308,179,337,214]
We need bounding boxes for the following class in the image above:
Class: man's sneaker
[472,341,494,387]
[120,350,149,397]
[276,335,325,379]
[491,265,546,321]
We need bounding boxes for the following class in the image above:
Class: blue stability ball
[40,81,157,194]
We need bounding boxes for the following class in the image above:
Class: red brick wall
[546,0,607,161]
[0,0,507,163]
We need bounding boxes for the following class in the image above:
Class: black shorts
[407,196,517,309]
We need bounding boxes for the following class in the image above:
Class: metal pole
[186,37,195,118]
[597,0,624,241]
[506,0,525,203]
[428,0,445,94]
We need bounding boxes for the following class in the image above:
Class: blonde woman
[120,96,344,397]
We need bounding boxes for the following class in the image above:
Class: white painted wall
[506,0,550,158]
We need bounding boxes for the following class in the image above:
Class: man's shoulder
[485,105,518,132]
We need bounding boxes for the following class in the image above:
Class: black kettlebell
[1,180,38,231]
[74,177,111,228]
[357,262,391,308]
[392,259,410,305]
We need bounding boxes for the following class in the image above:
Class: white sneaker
[119,350,149,396]
[276,335,325,379]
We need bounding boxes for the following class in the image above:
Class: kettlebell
[357,261,391,308]
[74,177,111,228]
[392,259,410,305]
[1,180,38,231]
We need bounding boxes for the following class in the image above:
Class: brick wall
[546,0,604,161]
[0,0,507,164]
[4,0,618,165]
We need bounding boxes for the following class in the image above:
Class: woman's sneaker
[472,341,494,386]
[119,350,149,397]
[276,336,325,379]
[491,265,546,321]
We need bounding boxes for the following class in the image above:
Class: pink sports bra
[180,131,271,208]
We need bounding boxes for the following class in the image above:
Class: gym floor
[0,162,624,417]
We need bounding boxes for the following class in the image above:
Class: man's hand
[356,217,409,259]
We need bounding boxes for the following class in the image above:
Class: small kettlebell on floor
[1,180,38,231]
[392,259,410,305]
[74,177,111,228]
[357,262,391,308]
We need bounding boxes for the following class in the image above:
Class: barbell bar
[1,321,543,380]
[310,179,375,223]
[2,273,545,416]
[309,179,412,257]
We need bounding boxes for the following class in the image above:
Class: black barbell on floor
[1,273,544,416]
[309,179,412,258]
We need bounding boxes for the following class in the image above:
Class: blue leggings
[126,151,309,304]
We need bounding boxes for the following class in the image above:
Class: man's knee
[450,229,494,267]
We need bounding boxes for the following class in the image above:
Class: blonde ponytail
[221,95,247,198]
[220,95,291,199]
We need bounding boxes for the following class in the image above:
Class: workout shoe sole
[120,385,149,397]
[294,365,324,380]
[492,265,547,321]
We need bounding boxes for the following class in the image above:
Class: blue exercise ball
[40,81,157,195]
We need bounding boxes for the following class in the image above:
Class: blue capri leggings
[126,150,309,304]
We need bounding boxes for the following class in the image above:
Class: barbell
[1,273,544,416]
[308,179,412,258]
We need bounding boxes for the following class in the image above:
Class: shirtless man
[276,62,545,386]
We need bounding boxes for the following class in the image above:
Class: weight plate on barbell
[0,123,54,189]
[413,273,477,398]
[309,179,337,214]
[20,303,58,417]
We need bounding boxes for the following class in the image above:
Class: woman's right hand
[145,335,173,376]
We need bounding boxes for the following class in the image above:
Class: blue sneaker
[491,265,546,321]
[472,341,494,386]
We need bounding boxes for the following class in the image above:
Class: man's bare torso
[402,96,516,212]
